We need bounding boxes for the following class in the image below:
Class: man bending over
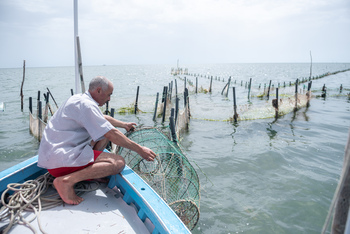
[38,76,156,205]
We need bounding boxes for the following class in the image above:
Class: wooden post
[233,87,238,122]
[153,92,159,121]
[175,97,179,126]
[294,79,299,111]
[267,80,272,100]
[307,81,312,107]
[47,87,58,108]
[209,76,213,93]
[274,88,279,118]
[29,97,32,114]
[71,89,74,96]
[110,108,115,118]
[134,86,139,114]
[309,51,313,81]
[38,101,42,120]
[169,108,177,142]
[162,87,168,123]
[322,84,327,98]
[37,91,40,117]
[175,79,178,100]
[196,77,198,94]
[248,78,252,100]
[105,101,109,115]
[226,77,231,98]
[20,60,25,112]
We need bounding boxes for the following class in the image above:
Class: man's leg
[53,152,125,205]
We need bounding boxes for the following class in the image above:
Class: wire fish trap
[116,127,200,230]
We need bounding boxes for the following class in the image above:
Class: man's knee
[111,154,126,174]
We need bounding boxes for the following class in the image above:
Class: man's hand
[124,122,137,132]
[138,146,157,161]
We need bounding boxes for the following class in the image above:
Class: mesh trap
[116,127,200,230]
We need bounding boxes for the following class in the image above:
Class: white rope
[0,172,100,234]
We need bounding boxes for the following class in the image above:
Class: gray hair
[89,76,110,91]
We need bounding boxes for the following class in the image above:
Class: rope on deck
[0,173,99,234]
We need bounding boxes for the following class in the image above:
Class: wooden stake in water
[226,76,231,98]
[309,51,313,81]
[233,87,238,122]
[105,101,109,115]
[267,80,272,100]
[294,79,299,111]
[274,88,279,118]
[248,78,252,100]
[29,97,32,114]
[321,84,327,98]
[153,92,159,121]
[169,108,177,142]
[20,60,25,112]
[175,97,179,125]
[162,87,168,123]
[47,87,58,108]
[209,76,213,93]
[307,81,312,107]
[110,108,115,118]
[134,86,139,114]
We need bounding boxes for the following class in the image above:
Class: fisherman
[38,76,156,205]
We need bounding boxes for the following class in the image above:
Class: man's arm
[104,128,156,161]
[104,115,136,131]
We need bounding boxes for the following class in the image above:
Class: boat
[0,154,191,233]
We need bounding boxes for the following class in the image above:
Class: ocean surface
[0,63,349,233]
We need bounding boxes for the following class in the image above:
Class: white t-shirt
[38,91,114,169]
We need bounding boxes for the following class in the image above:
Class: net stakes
[105,101,109,115]
[322,84,327,98]
[175,97,179,126]
[153,92,159,121]
[267,80,272,100]
[294,79,299,111]
[162,86,168,123]
[273,88,279,119]
[209,76,213,93]
[29,97,32,114]
[169,108,177,142]
[20,60,25,112]
[233,87,238,122]
[134,86,139,114]
[248,78,252,100]
[47,87,58,108]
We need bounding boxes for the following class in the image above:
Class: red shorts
[48,150,103,178]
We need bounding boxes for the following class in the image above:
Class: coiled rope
[0,172,100,234]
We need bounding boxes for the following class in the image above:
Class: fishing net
[29,112,46,141]
[116,127,200,230]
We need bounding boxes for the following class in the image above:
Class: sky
[0,0,349,68]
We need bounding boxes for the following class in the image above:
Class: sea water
[0,63,349,233]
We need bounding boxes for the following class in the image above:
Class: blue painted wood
[138,208,147,222]
[108,166,191,234]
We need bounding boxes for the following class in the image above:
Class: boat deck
[8,183,152,233]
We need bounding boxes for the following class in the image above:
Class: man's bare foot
[53,177,84,205]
